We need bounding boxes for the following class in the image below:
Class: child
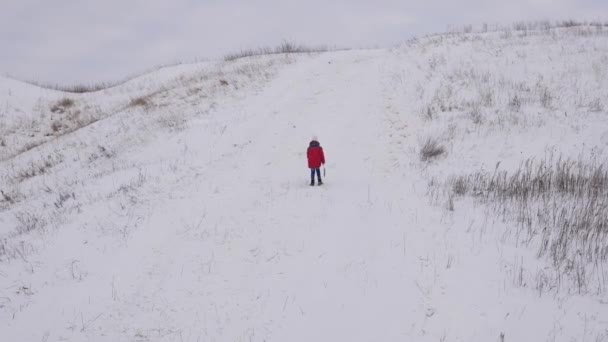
[307,138,325,186]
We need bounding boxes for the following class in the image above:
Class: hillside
[1,26,608,341]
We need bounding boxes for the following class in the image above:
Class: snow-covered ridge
[0,52,298,250]
[1,26,608,342]
[0,56,289,162]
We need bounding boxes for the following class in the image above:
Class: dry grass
[50,120,63,133]
[57,97,74,107]
[420,137,446,161]
[13,155,62,183]
[129,96,150,108]
[224,41,331,61]
[1,190,15,205]
[50,97,75,113]
[15,212,46,235]
[450,156,608,294]
[445,19,608,36]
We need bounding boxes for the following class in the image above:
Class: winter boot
[310,180,315,186]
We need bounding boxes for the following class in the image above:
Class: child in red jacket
[307,139,325,186]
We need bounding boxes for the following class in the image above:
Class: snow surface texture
[1,26,608,341]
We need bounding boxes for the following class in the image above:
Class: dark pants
[310,168,322,183]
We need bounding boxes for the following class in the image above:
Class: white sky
[1,0,606,83]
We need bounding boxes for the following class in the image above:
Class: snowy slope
[2,26,608,342]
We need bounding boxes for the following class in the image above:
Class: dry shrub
[469,104,482,124]
[51,97,75,113]
[129,96,150,108]
[424,106,434,120]
[451,177,468,195]
[509,95,522,112]
[58,97,74,107]
[51,120,63,133]
[420,137,446,161]
[15,212,46,235]
[538,86,552,108]
[558,19,581,28]
[1,190,15,205]
[513,21,528,31]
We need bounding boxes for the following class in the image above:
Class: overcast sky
[2,0,606,84]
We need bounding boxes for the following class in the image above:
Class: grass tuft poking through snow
[420,137,446,161]
[128,96,151,108]
[50,97,75,113]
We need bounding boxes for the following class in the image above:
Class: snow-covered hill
[1,25,608,341]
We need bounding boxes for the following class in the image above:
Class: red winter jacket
[307,140,325,168]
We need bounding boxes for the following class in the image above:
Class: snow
[1,27,608,341]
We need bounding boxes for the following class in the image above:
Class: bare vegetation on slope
[444,19,608,36]
[50,97,75,112]
[128,96,151,108]
[420,137,446,161]
[223,41,333,61]
[397,22,608,296]
[449,156,608,294]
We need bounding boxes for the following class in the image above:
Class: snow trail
[106,51,434,341]
[170,51,421,341]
